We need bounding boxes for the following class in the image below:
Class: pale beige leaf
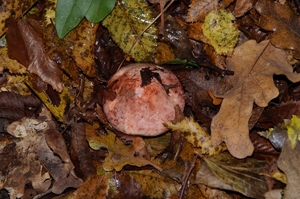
[277,139,300,199]
[211,40,300,158]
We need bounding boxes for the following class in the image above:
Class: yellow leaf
[102,0,157,62]
[164,117,226,156]
[202,9,239,55]
[285,115,300,149]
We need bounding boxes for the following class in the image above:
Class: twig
[179,155,197,199]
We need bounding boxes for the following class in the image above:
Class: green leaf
[85,0,116,23]
[55,0,93,38]
[102,0,157,62]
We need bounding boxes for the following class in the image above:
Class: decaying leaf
[85,123,161,171]
[255,0,300,58]
[129,170,181,199]
[233,0,254,17]
[6,18,63,92]
[0,0,37,36]
[55,175,108,199]
[211,40,300,158]
[0,46,27,74]
[2,118,51,198]
[64,19,99,77]
[1,117,82,198]
[102,0,157,62]
[29,76,73,122]
[186,0,218,22]
[277,139,300,199]
[201,152,269,198]
[165,116,226,155]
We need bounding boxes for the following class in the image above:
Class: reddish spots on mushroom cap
[103,63,185,136]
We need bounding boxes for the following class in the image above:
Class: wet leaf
[6,18,63,92]
[85,0,116,23]
[203,152,269,198]
[0,46,27,74]
[0,91,41,121]
[85,123,160,171]
[0,0,37,36]
[211,40,300,158]
[55,0,92,38]
[277,139,300,199]
[186,0,218,22]
[102,0,158,62]
[65,19,99,77]
[255,0,300,58]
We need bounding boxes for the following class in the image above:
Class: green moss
[202,9,239,55]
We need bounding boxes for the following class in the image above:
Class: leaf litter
[0,0,300,198]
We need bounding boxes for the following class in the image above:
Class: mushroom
[103,63,185,136]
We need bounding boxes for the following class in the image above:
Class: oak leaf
[85,123,161,172]
[277,139,300,199]
[186,0,218,22]
[211,40,300,159]
[255,0,300,58]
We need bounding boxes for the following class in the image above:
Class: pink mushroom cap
[103,63,185,136]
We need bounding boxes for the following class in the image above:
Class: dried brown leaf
[255,0,300,58]
[186,0,218,22]
[211,40,300,158]
[3,118,51,198]
[277,139,300,199]
[233,0,254,17]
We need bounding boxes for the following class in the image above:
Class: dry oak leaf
[255,0,300,58]
[277,139,300,199]
[186,0,218,22]
[211,40,300,159]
